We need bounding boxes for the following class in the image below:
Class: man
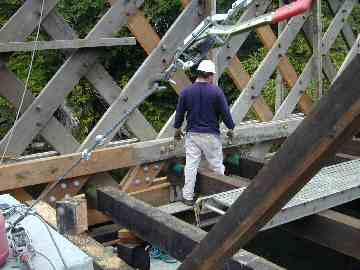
[174,59,235,206]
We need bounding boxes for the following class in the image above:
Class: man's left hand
[174,129,184,141]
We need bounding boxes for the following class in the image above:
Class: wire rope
[0,0,46,164]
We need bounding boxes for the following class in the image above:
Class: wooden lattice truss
[0,0,359,223]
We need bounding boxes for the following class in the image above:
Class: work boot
[182,197,195,206]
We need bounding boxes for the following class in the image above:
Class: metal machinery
[0,195,93,270]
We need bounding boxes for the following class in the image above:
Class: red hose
[272,0,314,23]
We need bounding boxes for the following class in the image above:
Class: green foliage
[0,0,359,142]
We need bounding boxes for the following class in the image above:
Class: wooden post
[56,195,88,235]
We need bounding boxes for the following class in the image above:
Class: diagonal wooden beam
[0,0,145,156]
[231,13,310,124]
[250,0,357,158]
[178,54,360,270]
[0,0,59,42]
[41,10,157,141]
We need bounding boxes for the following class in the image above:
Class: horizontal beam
[97,187,284,270]
[283,210,360,260]
[0,116,303,191]
[0,37,136,52]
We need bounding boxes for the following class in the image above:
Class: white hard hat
[197,60,216,74]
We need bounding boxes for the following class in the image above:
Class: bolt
[145,177,151,182]
[154,165,160,170]
[36,122,42,127]
[143,166,149,172]
[49,196,56,203]
[64,194,71,200]
[35,106,41,112]
[134,179,141,185]
[73,180,80,187]
[161,45,167,51]
[122,96,128,103]
[61,183,67,189]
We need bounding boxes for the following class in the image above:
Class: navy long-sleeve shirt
[174,82,235,135]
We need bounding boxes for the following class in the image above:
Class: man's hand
[174,129,184,141]
[226,129,234,144]
[226,129,234,140]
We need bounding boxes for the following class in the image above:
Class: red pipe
[272,0,314,23]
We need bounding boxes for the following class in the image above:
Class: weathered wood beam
[282,210,360,260]
[0,116,303,191]
[41,10,157,141]
[177,55,360,270]
[97,187,284,270]
[250,0,356,158]
[0,37,136,52]
[231,13,310,125]
[0,0,143,156]
[197,168,250,195]
[0,0,59,42]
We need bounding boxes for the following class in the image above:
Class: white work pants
[182,132,225,200]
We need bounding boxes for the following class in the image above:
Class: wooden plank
[177,55,360,270]
[0,0,59,42]
[326,0,356,48]
[97,187,285,270]
[250,0,356,158]
[40,10,158,141]
[0,0,144,156]
[0,64,79,154]
[0,37,136,52]
[231,14,310,125]
[283,210,360,260]
[197,168,250,195]
[228,56,274,122]
[255,25,313,115]
[0,117,303,191]
[32,201,133,270]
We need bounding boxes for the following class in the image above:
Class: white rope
[0,0,46,164]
